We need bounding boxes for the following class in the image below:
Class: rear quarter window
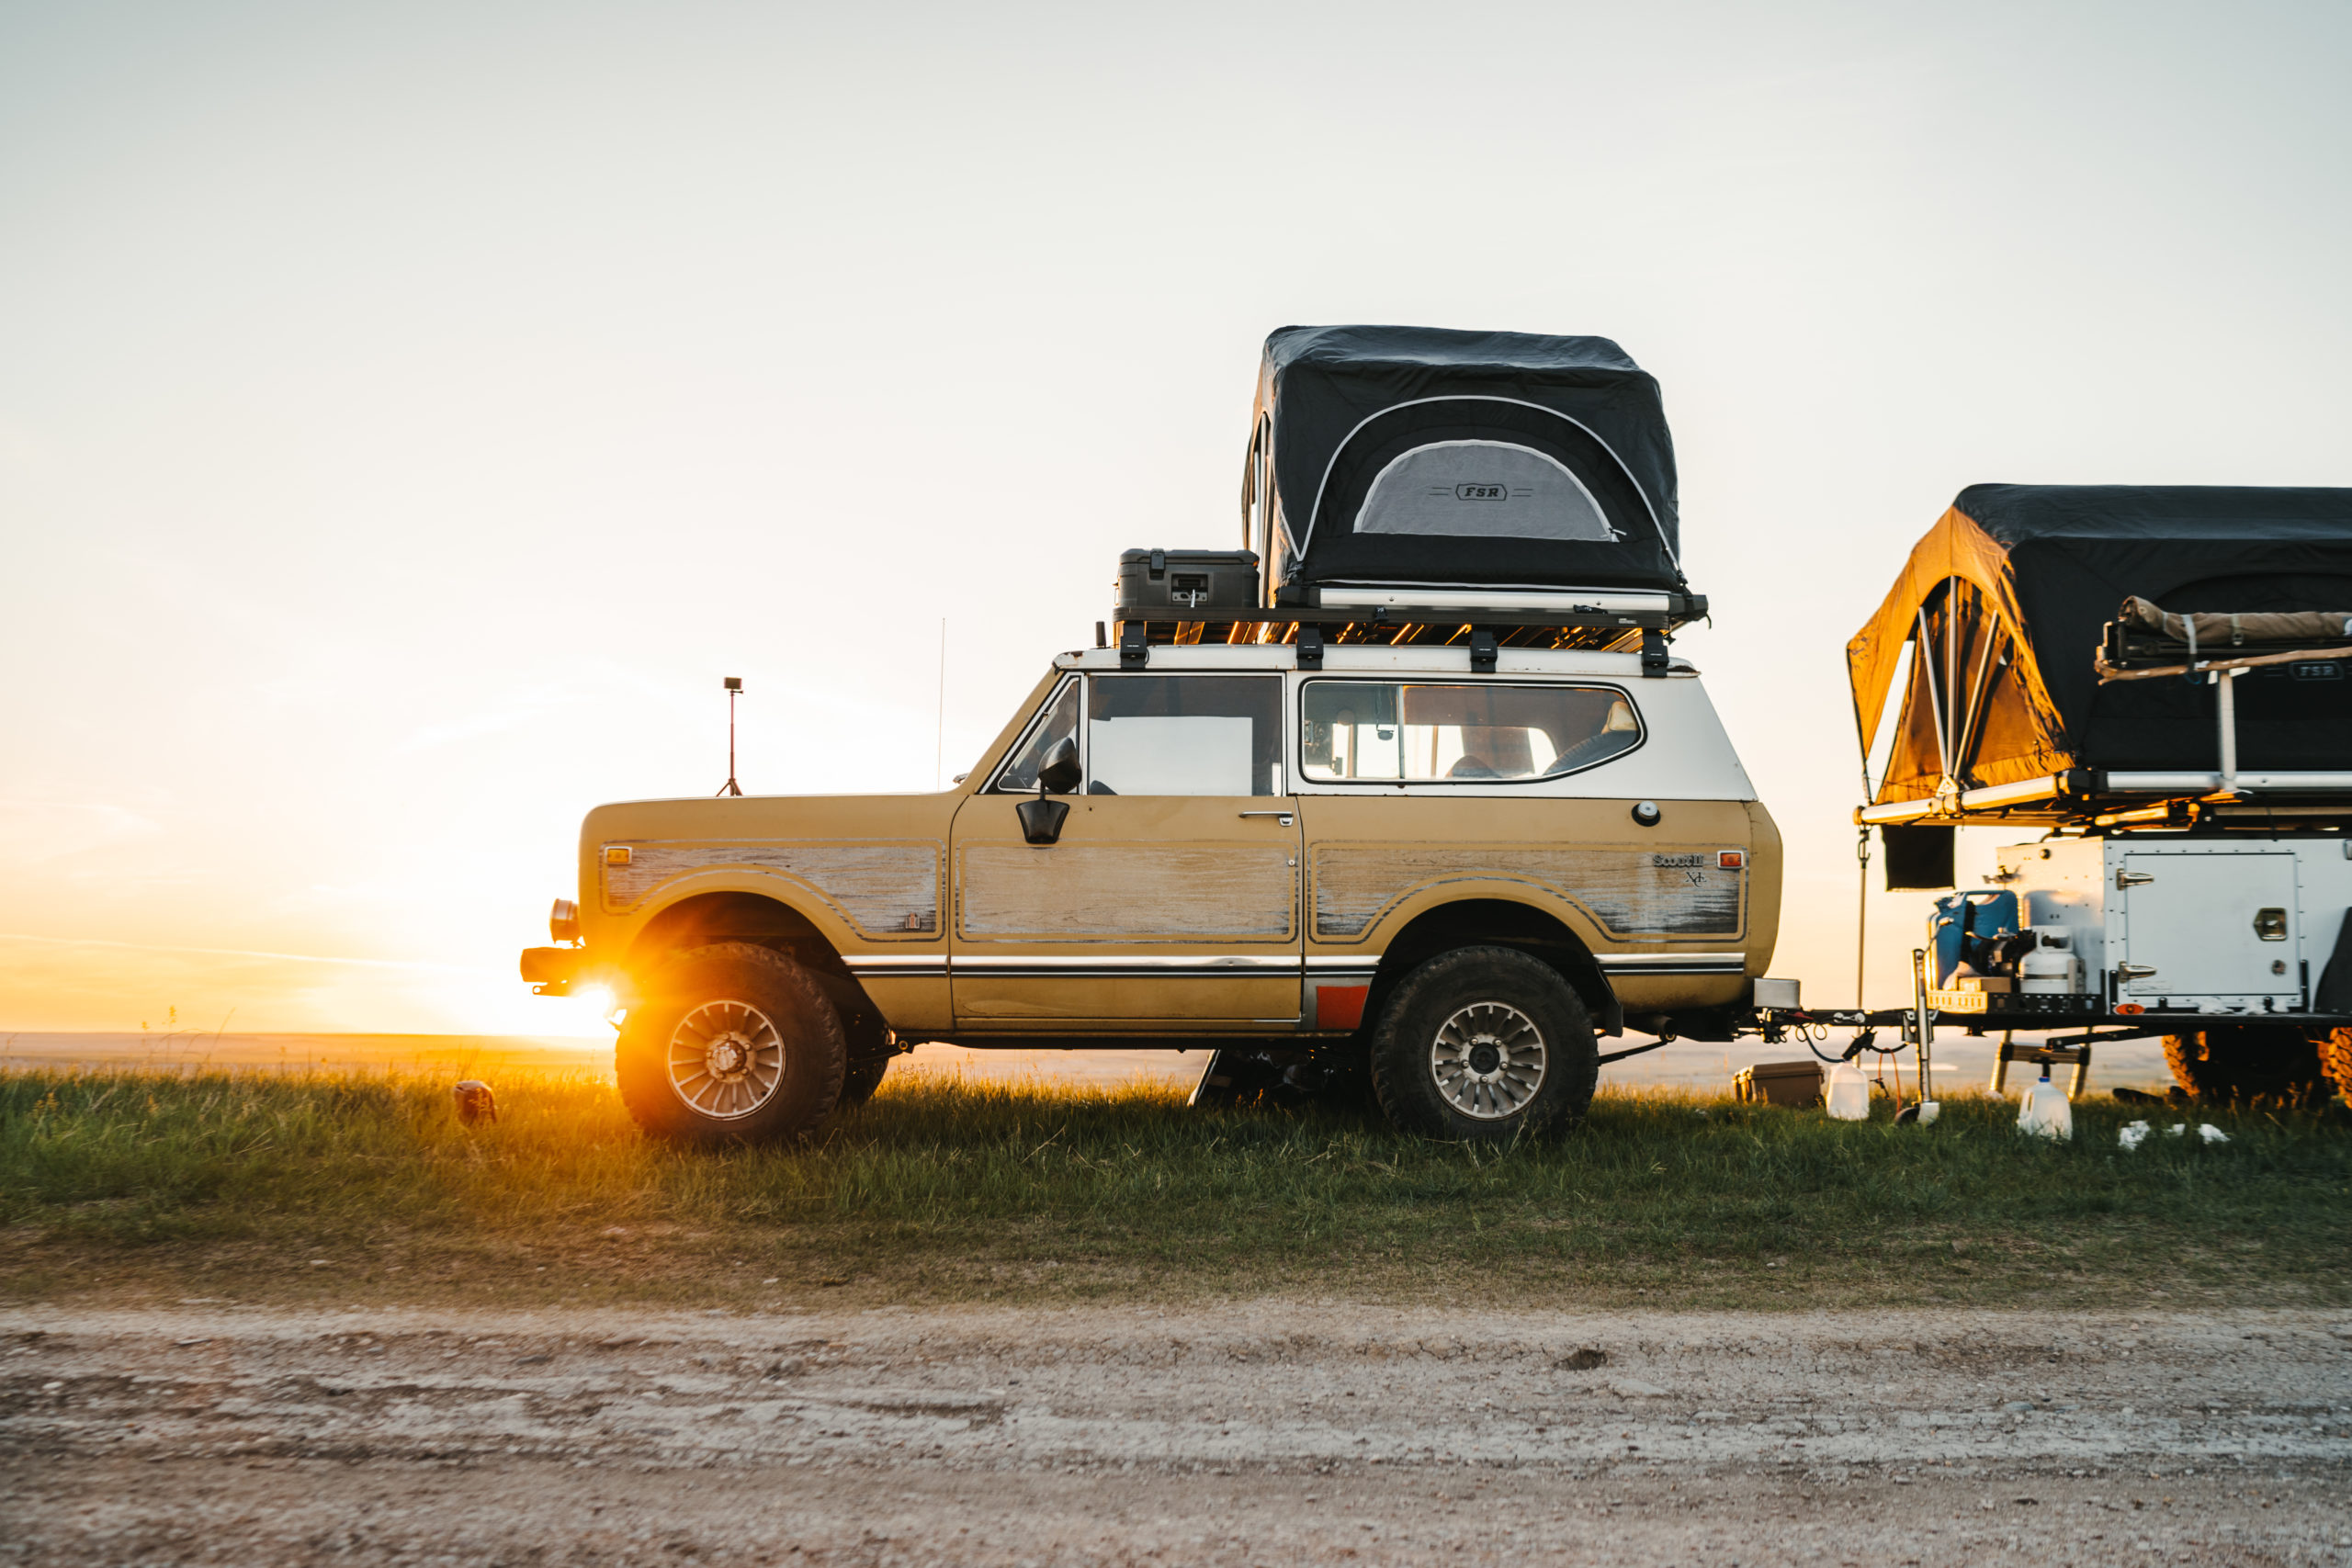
[1299,681,1642,783]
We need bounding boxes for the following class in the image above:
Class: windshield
[986,679,1080,793]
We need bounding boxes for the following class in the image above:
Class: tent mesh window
[1357,440,1622,543]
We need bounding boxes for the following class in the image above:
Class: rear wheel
[616,942,846,1143]
[2162,1025,2327,1104]
[1369,945,1597,1141]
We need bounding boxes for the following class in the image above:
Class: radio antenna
[934,618,947,788]
[717,676,744,797]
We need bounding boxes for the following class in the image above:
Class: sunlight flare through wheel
[1430,1000,1547,1119]
[666,999,786,1119]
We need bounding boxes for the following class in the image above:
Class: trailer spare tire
[1369,945,1597,1140]
[616,942,847,1143]
[2161,1025,2327,1104]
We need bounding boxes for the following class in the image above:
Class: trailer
[1757,483,2352,1103]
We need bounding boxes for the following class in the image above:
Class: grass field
[3,1064,2347,1311]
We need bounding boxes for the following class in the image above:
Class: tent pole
[1954,615,2000,782]
[1856,823,1871,1008]
[2217,668,2240,793]
[1851,638,1884,1014]
[1943,587,1958,787]
[1915,608,1950,781]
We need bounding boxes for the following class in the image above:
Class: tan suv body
[525,639,1779,1139]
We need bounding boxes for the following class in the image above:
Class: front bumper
[520,946,585,996]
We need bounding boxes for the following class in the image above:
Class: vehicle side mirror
[1016,736,1081,846]
[1037,737,1082,796]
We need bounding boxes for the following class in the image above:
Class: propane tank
[2017,1064,2074,1141]
[2018,931,2083,995]
[1824,1062,1871,1121]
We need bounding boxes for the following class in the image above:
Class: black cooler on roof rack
[1243,324,1690,608]
[1114,548,1261,615]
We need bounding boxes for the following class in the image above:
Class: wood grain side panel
[958,844,1295,939]
[1310,843,1743,941]
[605,842,943,937]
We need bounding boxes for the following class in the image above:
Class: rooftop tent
[1242,325,1686,604]
[1848,484,2352,808]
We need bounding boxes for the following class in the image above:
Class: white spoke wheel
[1429,1001,1548,1120]
[614,942,847,1144]
[665,999,786,1120]
[1368,945,1597,1141]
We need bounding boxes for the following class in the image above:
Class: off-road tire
[616,942,846,1144]
[2313,1029,2352,1103]
[2162,1025,2328,1104]
[1369,945,1597,1141]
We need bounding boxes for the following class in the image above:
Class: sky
[3,0,2348,1036]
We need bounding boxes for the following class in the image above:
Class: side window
[1086,675,1284,796]
[986,679,1080,793]
[1299,682,1641,783]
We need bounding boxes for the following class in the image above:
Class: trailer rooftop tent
[1849,484,2352,828]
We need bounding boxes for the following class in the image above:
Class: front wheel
[1368,945,1597,1141]
[616,942,847,1143]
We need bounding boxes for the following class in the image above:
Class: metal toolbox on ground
[1734,1060,1823,1108]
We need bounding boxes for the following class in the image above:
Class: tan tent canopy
[1849,485,2352,812]
[1848,502,2064,807]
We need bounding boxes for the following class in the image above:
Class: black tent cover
[1244,325,1686,603]
[1850,484,2352,800]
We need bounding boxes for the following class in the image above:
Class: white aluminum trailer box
[1996,837,2352,1015]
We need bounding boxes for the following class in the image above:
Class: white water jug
[2017,1067,2073,1140]
[1824,1062,1871,1120]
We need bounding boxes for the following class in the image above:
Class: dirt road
[6,1303,2350,1564]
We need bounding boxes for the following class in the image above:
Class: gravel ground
[6,1303,2352,1565]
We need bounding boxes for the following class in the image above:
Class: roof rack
[1105,593,1706,675]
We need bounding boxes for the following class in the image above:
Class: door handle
[1238,810,1295,827]
[2115,963,2158,980]
[2115,870,2154,888]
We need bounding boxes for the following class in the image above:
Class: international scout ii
[520,325,1784,1141]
